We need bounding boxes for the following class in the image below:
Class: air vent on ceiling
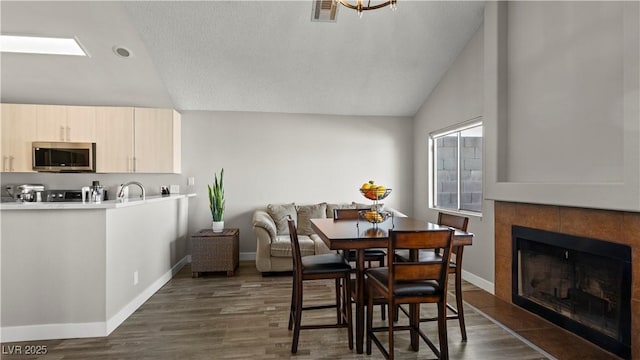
[311,0,339,22]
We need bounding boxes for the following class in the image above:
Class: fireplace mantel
[495,201,640,358]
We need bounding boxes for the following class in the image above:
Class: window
[430,120,483,214]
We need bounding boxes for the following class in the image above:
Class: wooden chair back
[287,216,303,278]
[437,212,469,231]
[388,229,454,288]
[437,212,469,258]
[333,208,361,220]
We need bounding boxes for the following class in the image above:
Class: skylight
[0,35,87,56]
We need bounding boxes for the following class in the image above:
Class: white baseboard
[188,253,253,262]
[0,322,107,343]
[1,256,189,343]
[462,269,495,294]
[106,256,189,334]
[240,252,255,261]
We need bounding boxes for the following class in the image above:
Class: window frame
[428,117,483,217]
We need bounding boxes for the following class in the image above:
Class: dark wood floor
[0,261,620,359]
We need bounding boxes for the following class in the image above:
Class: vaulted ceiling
[1,1,484,117]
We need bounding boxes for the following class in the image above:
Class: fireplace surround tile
[514,203,560,231]
[495,254,511,300]
[634,249,640,301]
[560,207,623,243]
[623,212,640,248]
[494,222,512,260]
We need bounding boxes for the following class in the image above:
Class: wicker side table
[191,228,239,277]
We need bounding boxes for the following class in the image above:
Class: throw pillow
[267,203,297,235]
[296,203,327,235]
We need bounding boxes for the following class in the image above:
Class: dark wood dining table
[310,215,474,354]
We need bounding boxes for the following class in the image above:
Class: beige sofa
[253,202,404,273]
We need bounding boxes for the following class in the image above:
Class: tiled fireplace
[495,202,640,358]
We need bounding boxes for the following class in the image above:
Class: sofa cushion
[253,211,277,239]
[267,203,297,235]
[271,235,316,257]
[326,203,357,218]
[296,203,327,235]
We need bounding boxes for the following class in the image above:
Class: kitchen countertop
[0,193,195,210]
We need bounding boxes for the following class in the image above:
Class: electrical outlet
[170,185,180,194]
[133,271,139,285]
[187,177,195,186]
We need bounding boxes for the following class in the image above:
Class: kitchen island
[0,194,194,342]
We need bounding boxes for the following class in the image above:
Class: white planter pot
[212,221,224,233]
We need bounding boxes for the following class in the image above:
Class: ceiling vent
[311,0,339,22]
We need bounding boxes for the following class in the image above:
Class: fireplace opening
[512,226,632,358]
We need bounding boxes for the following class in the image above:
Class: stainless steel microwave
[32,142,96,172]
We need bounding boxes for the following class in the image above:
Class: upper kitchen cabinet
[95,107,181,174]
[95,106,135,173]
[1,103,36,172]
[36,105,96,142]
[133,108,181,174]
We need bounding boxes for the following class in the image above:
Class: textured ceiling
[1,1,484,117]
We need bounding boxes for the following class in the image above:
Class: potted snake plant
[208,168,225,232]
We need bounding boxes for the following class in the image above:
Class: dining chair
[395,212,469,340]
[333,208,387,268]
[366,229,454,360]
[287,216,353,353]
[333,208,388,320]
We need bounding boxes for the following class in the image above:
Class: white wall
[413,24,493,287]
[485,1,640,211]
[1,210,107,327]
[181,111,414,255]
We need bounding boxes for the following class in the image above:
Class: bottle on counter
[91,180,104,203]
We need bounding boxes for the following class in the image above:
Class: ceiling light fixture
[113,46,132,58]
[334,0,397,18]
[0,35,86,56]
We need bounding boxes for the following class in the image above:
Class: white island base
[1,195,191,342]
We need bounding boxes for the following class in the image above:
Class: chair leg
[379,256,387,321]
[291,279,303,353]
[343,274,353,350]
[455,268,467,341]
[388,300,395,360]
[335,278,342,325]
[437,300,449,360]
[288,274,296,330]
[366,287,374,355]
[409,303,419,351]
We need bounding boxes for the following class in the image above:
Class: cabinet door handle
[133,157,137,172]
[2,156,7,172]
[60,126,65,141]
[66,126,71,141]
[9,156,14,172]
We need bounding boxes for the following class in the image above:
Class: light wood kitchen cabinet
[0,103,37,172]
[95,106,135,173]
[36,104,96,142]
[1,103,180,174]
[95,107,181,174]
[133,108,181,174]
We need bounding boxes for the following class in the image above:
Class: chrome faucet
[118,181,146,201]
